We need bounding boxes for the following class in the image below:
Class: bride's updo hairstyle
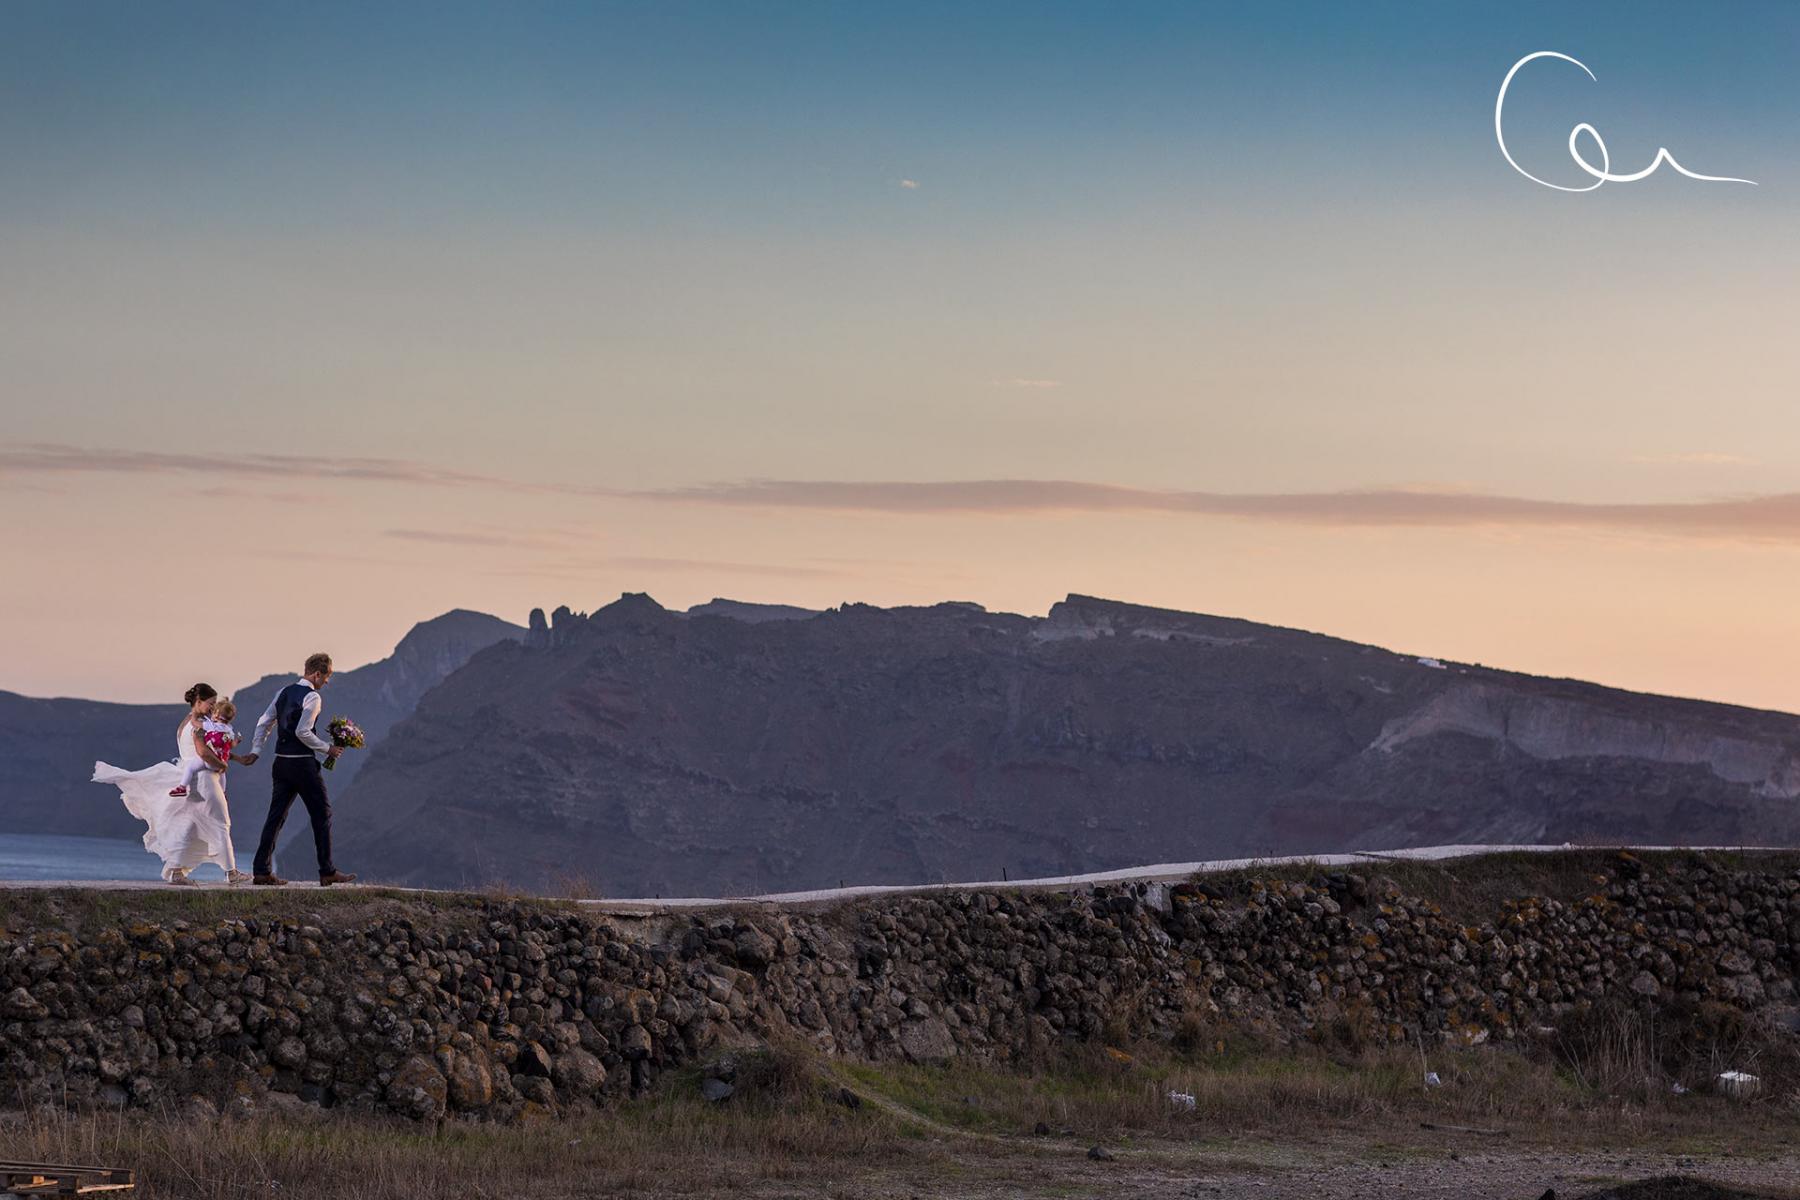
[183,682,218,706]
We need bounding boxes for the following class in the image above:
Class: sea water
[0,833,172,881]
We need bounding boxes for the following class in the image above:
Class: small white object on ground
[1424,1071,1442,1088]
[1716,1070,1761,1099]
[1167,1090,1196,1109]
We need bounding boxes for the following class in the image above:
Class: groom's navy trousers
[255,756,336,878]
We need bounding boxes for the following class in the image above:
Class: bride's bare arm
[194,725,227,772]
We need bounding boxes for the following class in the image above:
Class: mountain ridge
[331,592,1800,895]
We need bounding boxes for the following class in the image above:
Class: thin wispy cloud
[1630,451,1757,466]
[194,485,322,504]
[1,441,618,502]
[14,442,1800,544]
[384,523,612,551]
[898,178,920,189]
[384,528,542,548]
[480,555,850,581]
[645,479,1800,544]
[605,555,847,578]
[234,547,420,567]
[2,443,523,491]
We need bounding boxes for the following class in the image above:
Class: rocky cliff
[0,610,523,842]
[0,850,1794,1121]
[236,609,526,793]
[334,593,1800,895]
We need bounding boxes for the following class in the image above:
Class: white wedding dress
[93,721,239,882]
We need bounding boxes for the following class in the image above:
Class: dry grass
[546,871,607,901]
[5,1032,1799,1199]
[843,1027,1800,1154]
[0,1052,912,1199]
[1550,999,1800,1105]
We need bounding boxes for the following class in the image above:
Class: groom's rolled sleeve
[294,690,333,754]
[250,694,281,754]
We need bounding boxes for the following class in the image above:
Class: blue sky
[6,3,1792,232]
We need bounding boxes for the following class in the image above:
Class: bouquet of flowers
[324,716,365,770]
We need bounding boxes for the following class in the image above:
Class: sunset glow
[4,2,1797,709]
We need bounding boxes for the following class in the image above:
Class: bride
[93,682,253,886]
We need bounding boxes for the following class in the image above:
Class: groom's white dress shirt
[251,679,333,759]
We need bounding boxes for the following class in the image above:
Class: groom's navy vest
[273,682,317,759]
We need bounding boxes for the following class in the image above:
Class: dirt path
[818,1138,1800,1200]
[819,1068,1800,1200]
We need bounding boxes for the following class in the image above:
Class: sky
[4,2,1800,708]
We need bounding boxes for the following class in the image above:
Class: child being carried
[169,698,240,799]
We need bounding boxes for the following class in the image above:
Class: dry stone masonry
[1,852,1795,1121]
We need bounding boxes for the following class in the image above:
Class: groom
[242,652,357,887]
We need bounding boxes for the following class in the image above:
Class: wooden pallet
[0,1161,133,1196]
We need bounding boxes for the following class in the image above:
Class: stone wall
[1,852,1795,1121]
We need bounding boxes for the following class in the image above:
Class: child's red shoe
[168,786,188,798]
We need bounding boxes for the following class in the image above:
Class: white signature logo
[1495,50,1756,191]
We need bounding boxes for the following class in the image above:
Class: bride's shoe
[166,871,196,887]
[227,870,253,885]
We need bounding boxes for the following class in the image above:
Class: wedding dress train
[93,721,239,881]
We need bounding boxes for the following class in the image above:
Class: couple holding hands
[93,653,358,887]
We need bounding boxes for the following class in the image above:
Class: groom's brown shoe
[319,871,358,887]
[253,874,288,886]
